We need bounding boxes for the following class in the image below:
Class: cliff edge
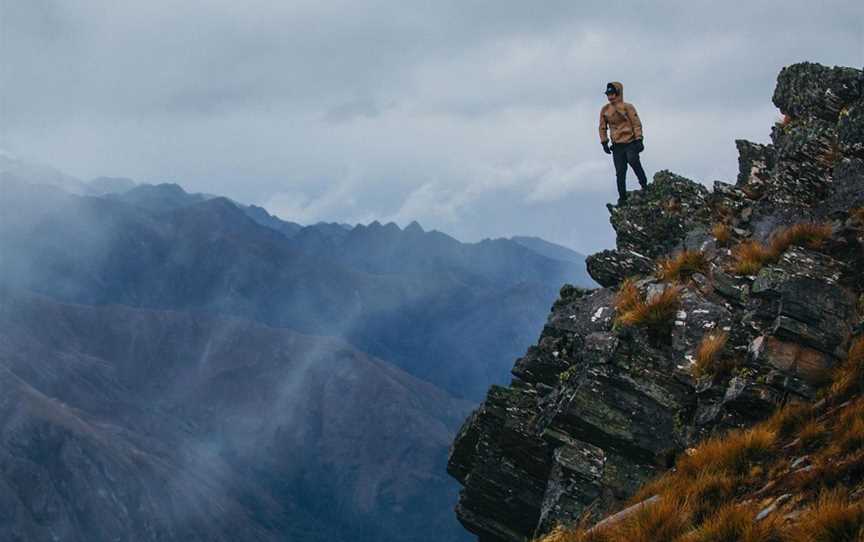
[447,62,864,541]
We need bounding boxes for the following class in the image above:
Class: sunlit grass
[692,332,729,378]
[656,250,708,283]
[711,223,732,246]
[730,222,832,275]
[829,337,864,401]
[789,491,864,542]
[614,286,682,337]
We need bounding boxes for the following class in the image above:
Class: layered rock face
[448,62,864,541]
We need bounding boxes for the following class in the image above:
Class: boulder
[772,62,862,122]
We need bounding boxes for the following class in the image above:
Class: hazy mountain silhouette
[0,171,592,541]
[0,289,471,542]
[1,178,591,399]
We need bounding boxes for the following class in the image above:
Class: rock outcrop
[448,62,864,541]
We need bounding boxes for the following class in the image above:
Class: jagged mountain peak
[405,220,425,234]
[448,61,864,541]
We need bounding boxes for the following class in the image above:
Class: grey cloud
[324,96,387,123]
[2,0,862,254]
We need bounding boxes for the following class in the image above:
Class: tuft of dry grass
[692,332,729,378]
[730,222,833,276]
[615,286,682,334]
[656,250,708,283]
[835,417,864,455]
[676,426,776,478]
[789,491,864,542]
[797,419,829,450]
[614,278,642,315]
[829,337,864,401]
[537,498,689,542]
[711,223,732,246]
[766,402,814,440]
[540,525,611,542]
[615,497,691,542]
[731,240,774,275]
[826,399,864,457]
[680,471,738,524]
[767,222,833,256]
[687,503,783,542]
[852,207,864,225]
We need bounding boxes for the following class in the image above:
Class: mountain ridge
[0,287,473,541]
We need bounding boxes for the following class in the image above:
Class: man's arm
[599,106,609,143]
[626,103,643,139]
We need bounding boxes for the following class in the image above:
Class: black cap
[605,82,617,95]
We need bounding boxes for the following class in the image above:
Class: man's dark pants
[612,140,648,198]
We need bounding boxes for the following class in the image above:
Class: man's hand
[602,141,611,154]
[634,138,644,153]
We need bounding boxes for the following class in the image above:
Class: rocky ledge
[447,62,864,541]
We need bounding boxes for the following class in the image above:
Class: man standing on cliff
[599,81,648,206]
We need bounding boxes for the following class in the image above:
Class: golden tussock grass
[834,399,864,433]
[852,207,864,225]
[615,496,691,542]
[788,491,864,542]
[711,223,732,246]
[767,222,833,255]
[676,426,776,478]
[796,419,829,450]
[631,426,775,506]
[829,337,864,401]
[686,503,783,542]
[614,278,641,315]
[731,240,774,275]
[692,332,729,378]
[766,402,814,440]
[834,416,864,455]
[537,498,689,542]
[679,471,738,524]
[826,400,864,456]
[656,250,709,283]
[614,286,682,333]
[791,451,864,494]
[541,525,610,542]
[730,222,832,276]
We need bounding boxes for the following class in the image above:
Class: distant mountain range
[0,289,472,541]
[0,163,594,541]
[1,174,592,399]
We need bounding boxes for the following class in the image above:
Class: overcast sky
[2,1,862,253]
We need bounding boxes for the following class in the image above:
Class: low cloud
[2,0,861,253]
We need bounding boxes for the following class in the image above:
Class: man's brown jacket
[598,81,643,144]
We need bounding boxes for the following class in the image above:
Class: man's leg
[626,145,648,189]
[612,144,628,203]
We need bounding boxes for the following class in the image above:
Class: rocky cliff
[447,62,864,541]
